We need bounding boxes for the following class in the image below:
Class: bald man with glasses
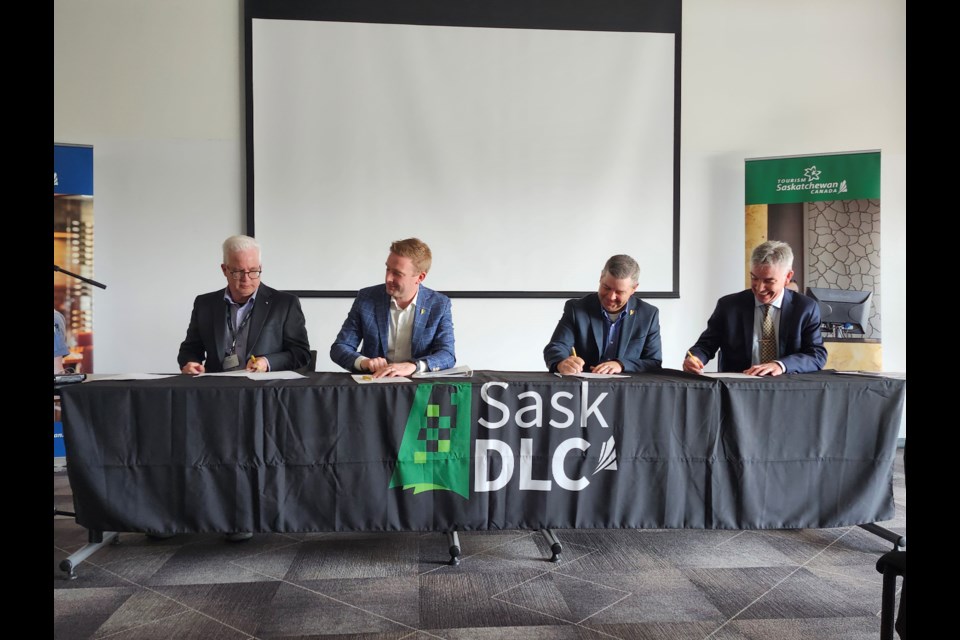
[177,234,311,374]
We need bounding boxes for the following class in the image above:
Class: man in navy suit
[544,254,662,374]
[331,237,455,377]
[178,235,311,374]
[683,240,827,376]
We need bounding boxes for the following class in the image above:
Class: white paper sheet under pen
[90,373,179,381]
[835,371,907,379]
[199,370,307,380]
[698,372,760,379]
[352,374,413,384]
[412,365,473,378]
[570,372,629,379]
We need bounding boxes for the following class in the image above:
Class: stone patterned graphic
[806,199,881,339]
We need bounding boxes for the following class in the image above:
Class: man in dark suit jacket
[684,240,826,376]
[178,235,311,374]
[331,238,455,377]
[172,235,310,543]
[544,254,662,374]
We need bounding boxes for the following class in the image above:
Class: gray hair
[751,240,793,271]
[601,254,640,286]
[222,235,261,263]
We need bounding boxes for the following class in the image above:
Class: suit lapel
[590,296,605,359]
[246,285,271,353]
[742,293,755,358]
[376,288,390,355]
[616,297,637,360]
[411,286,430,355]
[779,290,793,353]
[213,291,227,366]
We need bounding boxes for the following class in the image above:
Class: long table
[59,370,905,539]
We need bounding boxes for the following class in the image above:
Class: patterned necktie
[760,304,777,363]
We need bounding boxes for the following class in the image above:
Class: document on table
[568,372,629,379]
[89,373,179,381]
[352,374,413,384]
[698,372,760,379]
[412,365,473,378]
[834,371,906,380]
[199,370,307,380]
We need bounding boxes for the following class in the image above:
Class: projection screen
[246,1,681,297]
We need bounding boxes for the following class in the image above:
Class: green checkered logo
[389,383,471,498]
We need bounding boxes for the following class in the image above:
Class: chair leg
[895,577,906,639]
[880,570,898,640]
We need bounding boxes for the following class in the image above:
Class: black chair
[875,549,905,639]
[298,350,317,374]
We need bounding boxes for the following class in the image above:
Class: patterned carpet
[54,451,904,640]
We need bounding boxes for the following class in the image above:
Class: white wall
[54,0,905,430]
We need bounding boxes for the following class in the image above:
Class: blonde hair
[390,238,432,273]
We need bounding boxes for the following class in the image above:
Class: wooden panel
[744,204,768,288]
[825,341,882,372]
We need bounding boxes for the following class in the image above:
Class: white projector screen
[247,1,681,297]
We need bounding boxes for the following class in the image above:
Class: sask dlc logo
[389,383,472,498]
[389,382,618,499]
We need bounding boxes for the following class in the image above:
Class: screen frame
[244,0,682,299]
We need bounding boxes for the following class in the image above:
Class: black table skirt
[59,370,905,534]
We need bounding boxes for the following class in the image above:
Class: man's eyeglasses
[227,269,262,280]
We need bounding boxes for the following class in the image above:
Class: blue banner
[54,420,66,458]
[54,144,93,196]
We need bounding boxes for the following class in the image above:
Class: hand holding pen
[683,350,704,374]
[557,346,586,375]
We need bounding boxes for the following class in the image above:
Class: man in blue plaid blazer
[330,238,455,377]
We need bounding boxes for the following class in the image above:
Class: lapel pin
[629,309,635,315]
[420,308,425,315]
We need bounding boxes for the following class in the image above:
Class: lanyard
[225,300,254,355]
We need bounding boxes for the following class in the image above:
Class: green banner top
[745,151,880,204]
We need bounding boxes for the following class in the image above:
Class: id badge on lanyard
[224,300,253,369]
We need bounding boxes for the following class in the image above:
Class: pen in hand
[560,346,583,375]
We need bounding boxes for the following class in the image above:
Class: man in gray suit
[178,234,311,374]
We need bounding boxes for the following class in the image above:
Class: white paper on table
[699,372,760,379]
[352,374,413,384]
[570,372,630,379]
[197,370,252,377]
[199,370,306,380]
[91,373,180,380]
[834,371,906,379]
[412,365,473,378]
